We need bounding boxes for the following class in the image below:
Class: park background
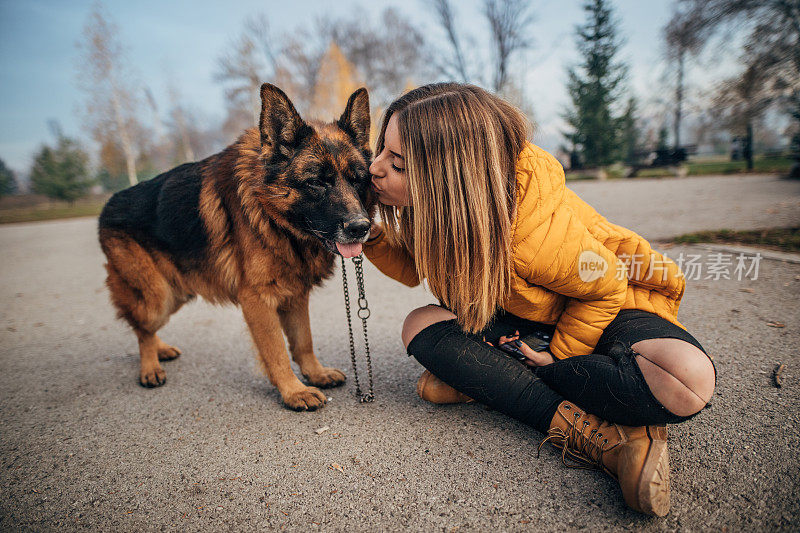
[0,0,798,224]
[1,1,799,531]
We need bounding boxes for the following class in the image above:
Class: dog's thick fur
[98,84,376,411]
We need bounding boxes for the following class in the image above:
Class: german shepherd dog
[98,84,376,411]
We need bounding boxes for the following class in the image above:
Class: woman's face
[369,114,411,207]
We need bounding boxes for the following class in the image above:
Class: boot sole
[635,439,671,516]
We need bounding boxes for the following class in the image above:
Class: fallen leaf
[739,288,755,293]
[766,322,786,328]
[315,426,330,435]
[330,463,344,474]
[773,363,785,388]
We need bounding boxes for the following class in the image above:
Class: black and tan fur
[98,84,376,411]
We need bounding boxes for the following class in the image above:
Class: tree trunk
[111,87,138,186]
[674,50,684,150]
[744,122,754,171]
[250,82,260,127]
[175,107,196,162]
[790,93,800,178]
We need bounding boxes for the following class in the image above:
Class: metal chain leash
[340,254,374,402]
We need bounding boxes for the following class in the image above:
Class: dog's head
[256,83,376,258]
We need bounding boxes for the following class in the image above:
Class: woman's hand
[484,330,555,367]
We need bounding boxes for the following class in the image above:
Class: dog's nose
[343,216,371,239]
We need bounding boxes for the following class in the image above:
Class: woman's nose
[369,158,383,178]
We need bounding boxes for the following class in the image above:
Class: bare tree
[166,81,196,163]
[484,0,535,93]
[214,14,276,132]
[216,8,433,123]
[324,9,434,108]
[663,7,702,150]
[671,0,800,174]
[427,0,534,94]
[273,27,327,115]
[75,1,143,187]
[712,63,773,169]
[431,0,471,82]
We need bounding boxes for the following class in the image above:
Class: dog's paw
[157,343,182,361]
[283,386,327,411]
[303,367,346,388]
[139,365,167,387]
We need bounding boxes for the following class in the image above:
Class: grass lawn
[687,156,795,175]
[566,156,796,180]
[0,201,105,224]
[670,227,800,253]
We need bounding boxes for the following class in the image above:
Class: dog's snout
[343,216,370,239]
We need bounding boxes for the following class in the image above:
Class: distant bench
[626,146,696,177]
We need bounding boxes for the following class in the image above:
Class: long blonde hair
[375,82,530,334]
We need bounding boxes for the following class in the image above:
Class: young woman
[362,82,716,517]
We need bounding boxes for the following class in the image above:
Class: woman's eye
[391,163,405,173]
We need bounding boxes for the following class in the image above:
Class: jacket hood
[512,142,567,246]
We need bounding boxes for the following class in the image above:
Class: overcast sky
[0,0,738,174]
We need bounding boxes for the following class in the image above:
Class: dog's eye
[349,163,369,182]
[306,180,326,192]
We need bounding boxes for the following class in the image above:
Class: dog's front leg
[277,291,346,388]
[239,287,327,411]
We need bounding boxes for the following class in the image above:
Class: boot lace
[537,408,610,472]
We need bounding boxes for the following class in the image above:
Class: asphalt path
[1,174,798,531]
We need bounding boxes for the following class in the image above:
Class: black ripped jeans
[406,306,717,433]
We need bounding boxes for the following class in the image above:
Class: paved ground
[1,173,799,531]
[567,173,800,240]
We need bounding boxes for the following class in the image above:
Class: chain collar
[340,254,374,402]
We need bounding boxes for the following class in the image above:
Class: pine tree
[0,158,17,197]
[563,0,628,168]
[619,97,639,165]
[30,135,93,203]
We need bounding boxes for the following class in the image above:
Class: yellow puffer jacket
[363,142,687,360]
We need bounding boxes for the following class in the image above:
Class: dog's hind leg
[155,335,182,361]
[100,230,182,387]
[278,291,346,388]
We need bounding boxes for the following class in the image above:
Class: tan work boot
[416,370,475,404]
[539,401,670,516]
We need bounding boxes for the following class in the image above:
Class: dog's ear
[338,87,370,151]
[259,83,307,159]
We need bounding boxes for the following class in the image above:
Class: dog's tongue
[336,242,363,258]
